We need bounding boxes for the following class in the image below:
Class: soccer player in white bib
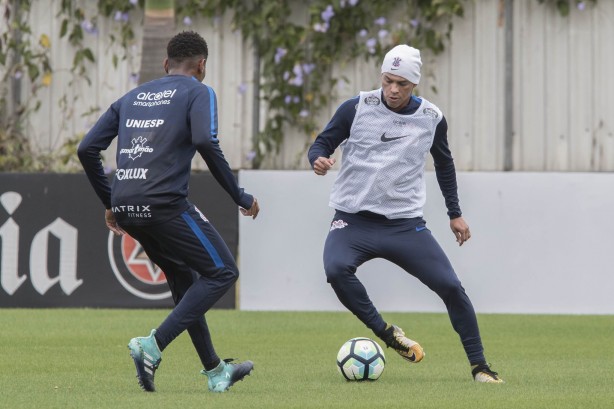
[308,44,503,383]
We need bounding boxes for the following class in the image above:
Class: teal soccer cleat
[201,359,254,392]
[128,329,162,392]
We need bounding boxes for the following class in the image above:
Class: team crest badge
[330,219,349,231]
[364,95,380,106]
[392,57,402,67]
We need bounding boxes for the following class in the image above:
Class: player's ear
[163,58,169,74]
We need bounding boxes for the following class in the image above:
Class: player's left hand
[450,216,470,246]
[105,208,125,236]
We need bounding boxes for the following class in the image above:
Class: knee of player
[435,278,465,299]
[219,264,239,282]
[324,261,355,283]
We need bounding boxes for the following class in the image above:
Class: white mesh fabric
[329,89,442,219]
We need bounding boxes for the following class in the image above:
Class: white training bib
[330,89,442,219]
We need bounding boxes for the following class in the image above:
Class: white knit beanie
[381,45,422,84]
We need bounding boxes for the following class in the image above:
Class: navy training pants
[323,210,485,365]
[121,203,238,369]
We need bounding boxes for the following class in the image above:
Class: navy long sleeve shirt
[308,94,462,219]
[78,75,253,225]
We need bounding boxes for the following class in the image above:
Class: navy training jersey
[78,75,253,225]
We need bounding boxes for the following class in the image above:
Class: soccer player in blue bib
[308,45,503,383]
[78,31,259,392]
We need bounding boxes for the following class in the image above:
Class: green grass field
[1,309,612,409]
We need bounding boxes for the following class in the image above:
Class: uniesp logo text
[126,119,165,128]
[133,89,176,107]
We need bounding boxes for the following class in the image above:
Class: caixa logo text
[0,192,82,296]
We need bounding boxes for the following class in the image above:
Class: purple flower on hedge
[238,82,248,95]
[314,22,329,33]
[284,95,292,104]
[410,19,419,28]
[349,0,359,5]
[114,11,129,22]
[129,0,137,5]
[81,19,98,34]
[290,76,304,87]
[129,72,139,83]
[358,29,368,37]
[302,63,316,75]
[293,64,303,77]
[577,1,586,11]
[366,37,377,53]
[183,16,192,26]
[321,5,335,23]
[246,151,256,161]
[293,96,300,103]
[274,47,287,64]
[299,109,309,117]
[374,17,386,26]
[378,29,388,39]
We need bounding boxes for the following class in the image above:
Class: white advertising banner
[238,171,614,314]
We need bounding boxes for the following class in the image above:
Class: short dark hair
[167,31,208,63]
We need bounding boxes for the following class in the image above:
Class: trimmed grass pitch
[1,309,612,409]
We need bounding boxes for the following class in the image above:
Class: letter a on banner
[29,218,83,295]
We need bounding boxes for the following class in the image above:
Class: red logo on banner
[108,232,171,300]
[120,235,166,284]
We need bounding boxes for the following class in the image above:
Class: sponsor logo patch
[126,119,165,128]
[133,89,177,107]
[393,119,407,127]
[116,168,148,180]
[423,107,439,119]
[111,204,152,219]
[120,136,153,160]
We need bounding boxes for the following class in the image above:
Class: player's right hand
[105,208,125,236]
[313,156,336,176]
[240,197,260,219]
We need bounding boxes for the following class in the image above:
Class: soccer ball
[336,337,386,381]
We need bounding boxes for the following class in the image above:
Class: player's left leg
[143,250,221,372]
[380,218,502,382]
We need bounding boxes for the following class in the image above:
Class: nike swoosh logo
[381,133,410,142]
[416,226,427,232]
